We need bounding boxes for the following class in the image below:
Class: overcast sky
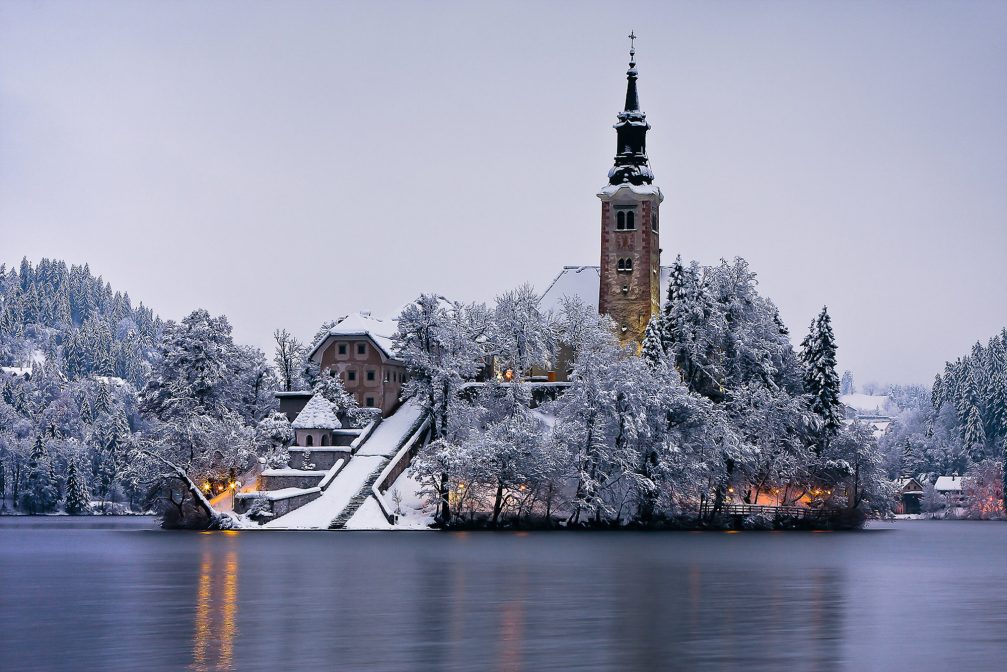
[2,0,1005,385]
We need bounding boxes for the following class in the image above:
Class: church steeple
[608,31,654,186]
[598,32,663,349]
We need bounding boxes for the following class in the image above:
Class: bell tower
[598,33,663,347]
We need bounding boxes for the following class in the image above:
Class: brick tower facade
[598,37,663,347]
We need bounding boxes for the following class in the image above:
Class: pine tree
[641,315,665,369]
[93,382,111,416]
[64,462,90,514]
[21,436,58,514]
[964,404,987,461]
[661,255,687,353]
[799,306,842,445]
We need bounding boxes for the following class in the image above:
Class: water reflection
[191,537,238,672]
[3,520,1007,672]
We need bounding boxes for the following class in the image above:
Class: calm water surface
[1,518,1005,671]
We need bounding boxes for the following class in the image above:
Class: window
[357,343,366,355]
[338,343,347,355]
[383,371,390,383]
[617,258,634,273]
[366,370,375,381]
[616,211,625,230]
[347,370,357,382]
[626,258,633,272]
[321,435,329,447]
[626,211,635,229]
[305,435,313,447]
[365,397,375,408]
[651,213,658,233]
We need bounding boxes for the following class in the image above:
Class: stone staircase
[327,457,394,529]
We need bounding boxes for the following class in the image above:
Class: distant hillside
[0,258,162,388]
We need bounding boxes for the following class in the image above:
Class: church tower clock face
[597,33,663,348]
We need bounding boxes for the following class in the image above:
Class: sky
[1,0,1005,386]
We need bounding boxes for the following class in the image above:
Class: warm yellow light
[504,369,514,381]
[203,482,211,492]
[727,487,734,494]
[519,484,526,492]
[228,481,237,490]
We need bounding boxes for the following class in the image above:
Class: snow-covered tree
[841,370,854,395]
[489,283,553,379]
[395,295,488,522]
[272,328,304,392]
[63,461,90,514]
[799,306,843,447]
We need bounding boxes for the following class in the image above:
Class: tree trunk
[492,481,505,526]
[140,449,226,529]
[437,472,451,524]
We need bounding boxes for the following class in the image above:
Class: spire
[608,31,654,186]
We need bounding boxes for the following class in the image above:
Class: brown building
[597,41,663,347]
[307,311,406,416]
[539,41,666,355]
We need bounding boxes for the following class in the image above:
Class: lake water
[1,518,1005,671]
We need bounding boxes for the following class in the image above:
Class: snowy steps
[327,457,393,529]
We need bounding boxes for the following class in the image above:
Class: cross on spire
[628,30,637,64]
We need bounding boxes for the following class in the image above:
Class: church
[540,36,674,349]
[289,38,674,417]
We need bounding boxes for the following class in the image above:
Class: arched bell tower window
[616,211,625,230]
[626,211,635,229]
[617,258,633,273]
[305,435,313,447]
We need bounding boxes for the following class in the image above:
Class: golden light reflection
[191,543,239,671]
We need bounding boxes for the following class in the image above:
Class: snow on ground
[263,401,423,529]
[841,393,893,415]
[355,401,422,456]
[342,497,396,530]
[263,455,384,529]
[344,471,435,530]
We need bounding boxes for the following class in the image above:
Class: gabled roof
[896,477,924,494]
[538,265,675,314]
[291,394,341,430]
[308,311,400,363]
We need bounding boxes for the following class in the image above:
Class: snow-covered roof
[538,265,675,315]
[291,394,342,430]
[934,475,963,493]
[896,477,924,493]
[596,183,664,199]
[307,311,400,362]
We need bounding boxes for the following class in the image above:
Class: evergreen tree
[799,306,842,446]
[964,404,987,461]
[64,461,90,514]
[21,436,57,514]
[641,315,665,369]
